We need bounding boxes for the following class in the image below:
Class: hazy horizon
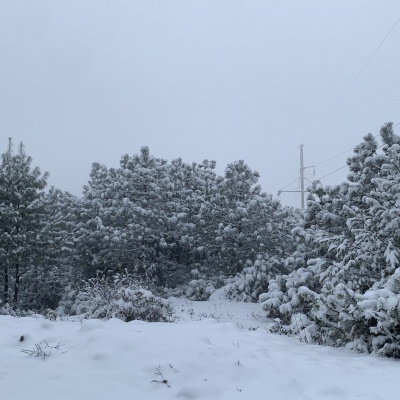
[1,1,399,207]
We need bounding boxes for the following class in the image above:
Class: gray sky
[1,0,399,207]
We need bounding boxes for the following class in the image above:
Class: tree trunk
[4,264,9,304]
[13,263,19,305]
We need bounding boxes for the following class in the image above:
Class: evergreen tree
[211,160,294,275]
[75,147,173,285]
[0,139,49,308]
[23,187,78,309]
[260,123,400,357]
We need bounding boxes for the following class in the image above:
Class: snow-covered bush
[308,282,399,354]
[224,256,272,302]
[333,270,400,357]
[185,270,227,300]
[68,272,176,322]
[260,258,400,356]
[225,254,304,302]
[0,302,16,316]
[260,258,323,322]
[186,279,216,301]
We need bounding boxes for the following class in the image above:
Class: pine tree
[75,147,172,285]
[260,123,400,357]
[22,187,78,309]
[0,139,49,308]
[211,160,294,275]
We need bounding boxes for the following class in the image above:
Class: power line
[316,165,348,181]
[313,122,399,169]
[313,133,380,167]
[291,191,299,208]
[278,177,300,192]
[277,122,400,206]
[322,16,400,122]
[315,142,389,182]
[265,146,299,190]
[278,122,399,206]
[314,147,355,166]
[275,17,400,207]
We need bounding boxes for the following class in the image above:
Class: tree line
[0,140,295,311]
[3,123,400,358]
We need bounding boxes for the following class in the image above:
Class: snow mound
[0,300,399,399]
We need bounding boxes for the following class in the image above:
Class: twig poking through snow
[21,340,66,361]
[151,365,171,388]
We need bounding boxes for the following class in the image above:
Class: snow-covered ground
[2,298,400,400]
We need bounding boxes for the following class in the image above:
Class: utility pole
[300,144,305,208]
[278,144,314,209]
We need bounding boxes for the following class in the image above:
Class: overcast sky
[1,0,399,207]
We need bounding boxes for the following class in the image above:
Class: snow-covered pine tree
[73,147,296,296]
[187,160,299,301]
[260,123,400,357]
[212,161,278,275]
[0,139,49,309]
[76,146,183,286]
[20,187,79,310]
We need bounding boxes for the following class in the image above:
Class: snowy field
[2,298,400,400]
